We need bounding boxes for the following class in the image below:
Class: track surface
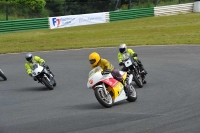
[0,45,200,133]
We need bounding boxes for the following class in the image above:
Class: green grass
[0,13,200,54]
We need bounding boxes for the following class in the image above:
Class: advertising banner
[49,12,107,29]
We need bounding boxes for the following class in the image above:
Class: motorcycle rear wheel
[0,70,7,81]
[94,87,113,108]
[42,77,54,90]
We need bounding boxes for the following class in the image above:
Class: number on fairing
[124,59,132,67]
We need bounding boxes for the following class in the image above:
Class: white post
[193,1,200,12]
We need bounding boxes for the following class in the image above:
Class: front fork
[102,83,108,95]
[128,74,133,85]
[44,74,51,82]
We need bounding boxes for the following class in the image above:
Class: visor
[89,59,96,64]
[26,57,32,62]
[119,48,125,53]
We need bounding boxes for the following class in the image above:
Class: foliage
[45,0,64,16]
[121,4,129,10]
[1,0,46,11]
[0,0,196,20]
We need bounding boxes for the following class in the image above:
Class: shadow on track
[63,100,134,111]
[63,103,105,110]
[16,86,51,92]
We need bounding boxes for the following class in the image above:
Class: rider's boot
[140,66,147,75]
[143,79,147,84]
[140,67,147,84]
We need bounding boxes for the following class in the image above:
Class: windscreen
[88,66,102,78]
[122,53,130,60]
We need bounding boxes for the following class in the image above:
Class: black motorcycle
[32,63,56,90]
[121,54,145,88]
[0,68,7,81]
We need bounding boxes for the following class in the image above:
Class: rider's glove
[101,71,105,75]
[29,73,32,77]
[41,62,46,67]
[101,70,111,75]
[119,62,123,66]
[133,53,137,57]
[33,77,37,81]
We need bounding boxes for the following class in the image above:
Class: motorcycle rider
[118,44,147,81]
[25,53,52,81]
[89,52,130,93]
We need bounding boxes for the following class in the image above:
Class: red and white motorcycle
[87,66,137,108]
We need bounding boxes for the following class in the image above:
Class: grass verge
[0,13,200,54]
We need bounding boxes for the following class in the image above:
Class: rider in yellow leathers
[89,52,130,93]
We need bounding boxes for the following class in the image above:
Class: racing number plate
[124,59,132,67]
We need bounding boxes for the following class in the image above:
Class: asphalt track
[1,45,200,133]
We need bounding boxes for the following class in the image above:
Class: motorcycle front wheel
[94,87,113,108]
[133,72,143,88]
[52,79,57,87]
[42,77,54,90]
[0,69,7,81]
[126,85,137,102]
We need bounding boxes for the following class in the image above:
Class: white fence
[154,3,194,16]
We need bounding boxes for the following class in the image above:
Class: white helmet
[119,44,127,53]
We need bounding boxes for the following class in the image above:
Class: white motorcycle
[0,68,7,81]
[32,63,56,90]
[87,66,137,108]
[121,54,145,88]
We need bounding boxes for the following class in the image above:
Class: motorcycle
[0,68,7,81]
[87,66,137,108]
[32,63,56,90]
[121,53,146,88]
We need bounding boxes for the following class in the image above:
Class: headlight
[89,79,93,84]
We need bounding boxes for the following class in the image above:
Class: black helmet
[25,53,33,62]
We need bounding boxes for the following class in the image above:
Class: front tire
[41,77,54,90]
[126,85,137,102]
[133,72,143,88]
[94,87,113,108]
[53,79,57,87]
[0,70,7,81]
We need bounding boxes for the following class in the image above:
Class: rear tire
[41,77,54,90]
[0,70,7,81]
[94,87,113,108]
[126,85,137,102]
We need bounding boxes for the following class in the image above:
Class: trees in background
[45,0,116,16]
[0,0,116,19]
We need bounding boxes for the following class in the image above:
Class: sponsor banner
[49,12,107,29]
